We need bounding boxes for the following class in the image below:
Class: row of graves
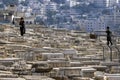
[0,24,120,80]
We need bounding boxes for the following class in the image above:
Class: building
[0,1,5,10]
[0,10,14,23]
[18,0,26,2]
[106,0,118,7]
[6,4,17,12]
[28,0,41,9]
[65,0,79,7]
[94,0,107,7]
[79,18,106,32]
[103,6,120,27]
[94,0,119,7]
[118,0,120,4]
[45,2,57,11]
[78,19,86,31]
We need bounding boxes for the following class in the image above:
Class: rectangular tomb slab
[111,66,120,73]
[70,62,84,67]
[48,60,70,67]
[59,67,95,76]
[88,65,107,71]
[23,75,55,80]
[104,75,120,80]
[100,62,120,66]
[72,77,93,80]
[81,68,96,78]
[0,78,25,80]
[82,61,100,65]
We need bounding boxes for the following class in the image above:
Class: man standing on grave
[19,17,25,36]
[106,26,113,46]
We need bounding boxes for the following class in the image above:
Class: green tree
[20,1,29,6]
[60,5,69,10]
[46,10,57,25]
[72,3,99,15]
[102,9,111,15]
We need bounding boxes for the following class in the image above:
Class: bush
[0,27,4,32]
[90,33,97,39]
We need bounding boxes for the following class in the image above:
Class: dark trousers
[107,36,112,45]
[20,26,25,36]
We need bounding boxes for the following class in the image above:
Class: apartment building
[103,7,120,27]
[78,18,106,32]
[45,2,57,11]
[94,0,107,7]
[65,0,79,7]
[94,0,119,7]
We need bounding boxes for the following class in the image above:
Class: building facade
[103,7,120,27]
[78,18,106,32]
[94,0,119,7]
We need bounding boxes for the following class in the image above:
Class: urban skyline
[0,0,120,34]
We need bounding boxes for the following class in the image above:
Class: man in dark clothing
[19,17,25,36]
[106,26,113,46]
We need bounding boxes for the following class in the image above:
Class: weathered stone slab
[0,78,25,80]
[23,75,55,80]
[72,77,93,80]
[82,61,100,65]
[81,68,96,78]
[104,74,120,80]
[70,62,84,67]
[48,60,70,67]
[88,65,107,71]
[100,62,120,67]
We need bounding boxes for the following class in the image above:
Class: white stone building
[65,0,79,7]
[45,2,57,11]
[86,18,106,32]
[78,18,106,32]
[94,0,119,7]
[28,0,41,9]
[103,7,120,26]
